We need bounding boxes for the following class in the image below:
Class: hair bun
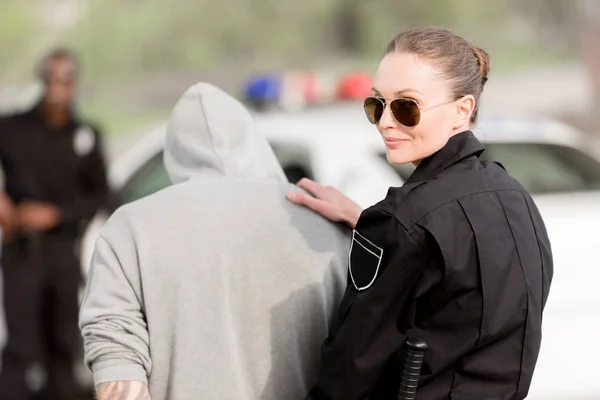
[472,46,490,84]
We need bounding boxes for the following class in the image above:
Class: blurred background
[1,0,600,399]
[1,0,600,140]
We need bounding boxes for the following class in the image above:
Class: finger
[287,192,332,218]
[296,178,326,199]
[286,191,310,205]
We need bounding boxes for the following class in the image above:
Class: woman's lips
[383,137,409,147]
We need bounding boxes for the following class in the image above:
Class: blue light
[243,76,281,102]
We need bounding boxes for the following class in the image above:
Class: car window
[482,143,600,194]
[118,152,172,206]
[381,142,600,194]
[118,144,314,206]
[269,141,314,183]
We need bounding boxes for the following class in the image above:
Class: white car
[82,106,600,399]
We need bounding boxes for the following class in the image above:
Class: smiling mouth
[383,137,409,144]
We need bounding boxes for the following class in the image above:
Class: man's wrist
[96,381,151,400]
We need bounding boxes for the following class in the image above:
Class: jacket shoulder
[385,160,526,228]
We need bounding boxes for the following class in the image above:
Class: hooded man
[79,83,350,399]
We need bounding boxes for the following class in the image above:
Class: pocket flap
[349,230,384,291]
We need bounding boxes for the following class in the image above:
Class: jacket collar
[404,130,485,184]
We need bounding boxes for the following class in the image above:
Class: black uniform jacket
[308,131,553,400]
[0,104,109,240]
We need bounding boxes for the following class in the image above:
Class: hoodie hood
[163,82,287,184]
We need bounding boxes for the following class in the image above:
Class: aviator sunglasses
[363,96,457,127]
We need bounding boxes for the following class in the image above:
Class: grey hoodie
[79,83,350,400]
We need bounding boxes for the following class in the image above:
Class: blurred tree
[333,0,363,54]
[0,2,40,82]
[512,0,580,49]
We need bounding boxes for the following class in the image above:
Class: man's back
[81,179,349,399]
[80,83,351,399]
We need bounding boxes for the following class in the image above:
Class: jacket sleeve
[61,126,110,224]
[308,207,430,400]
[79,210,151,384]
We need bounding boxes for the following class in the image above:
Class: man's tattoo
[96,381,151,400]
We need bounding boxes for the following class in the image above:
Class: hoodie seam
[196,86,226,174]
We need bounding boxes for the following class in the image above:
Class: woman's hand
[286,178,362,229]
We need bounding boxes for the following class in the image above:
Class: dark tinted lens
[390,98,421,127]
[363,97,383,124]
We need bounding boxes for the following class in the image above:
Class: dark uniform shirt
[0,105,109,397]
[308,131,553,400]
[0,104,109,239]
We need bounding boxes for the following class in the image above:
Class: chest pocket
[349,230,384,291]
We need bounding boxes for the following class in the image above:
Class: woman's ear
[454,95,475,129]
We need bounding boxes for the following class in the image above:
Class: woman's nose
[378,103,396,129]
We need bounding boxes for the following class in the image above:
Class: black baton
[397,337,428,400]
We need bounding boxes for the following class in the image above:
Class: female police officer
[288,27,553,400]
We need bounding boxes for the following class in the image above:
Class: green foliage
[0,1,40,81]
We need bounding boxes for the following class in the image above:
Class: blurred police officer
[0,48,109,399]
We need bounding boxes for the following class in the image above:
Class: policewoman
[288,27,553,400]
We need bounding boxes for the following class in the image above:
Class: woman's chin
[385,149,415,165]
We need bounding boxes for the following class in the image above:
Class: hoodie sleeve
[79,210,151,385]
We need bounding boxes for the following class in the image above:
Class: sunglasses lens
[363,97,383,124]
[390,99,420,127]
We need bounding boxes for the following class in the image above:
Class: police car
[82,106,600,399]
